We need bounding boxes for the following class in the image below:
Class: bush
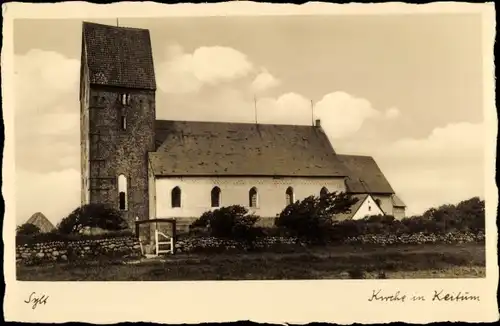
[363,215,395,224]
[419,197,485,232]
[16,223,41,236]
[275,191,359,244]
[190,205,262,243]
[260,227,289,238]
[57,203,128,234]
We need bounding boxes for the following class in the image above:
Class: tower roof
[81,22,156,90]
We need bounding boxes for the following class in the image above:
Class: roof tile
[150,120,348,177]
[82,22,156,90]
[337,155,395,194]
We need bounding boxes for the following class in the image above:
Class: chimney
[315,119,321,128]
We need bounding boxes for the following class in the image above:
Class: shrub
[190,211,212,230]
[275,191,359,244]
[348,268,366,279]
[260,227,289,238]
[57,203,127,234]
[419,197,485,232]
[363,215,395,224]
[190,205,262,242]
[16,223,41,236]
[455,197,485,232]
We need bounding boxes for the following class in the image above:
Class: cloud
[256,92,311,124]
[157,45,254,94]
[15,50,80,174]
[314,92,381,139]
[164,89,383,139]
[15,50,81,224]
[16,169,81,226]
[15,49,79,115]
[385,107,401,119]
[375,122,484,215]
[381,122,483,162]
[251,69,281,93]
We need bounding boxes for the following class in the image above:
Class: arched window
[118,174,128,210]
[320,187,329,197]
[285,187,294,206]
[171,186,181,208]
[249,187,258,208]
[211,186,221,208]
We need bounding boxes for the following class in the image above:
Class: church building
[79,22,406,232]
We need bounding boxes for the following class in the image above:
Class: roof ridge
[155,119,320,129]
[83,21,150,32]
[358,178,371,193]
[337,154,374,159]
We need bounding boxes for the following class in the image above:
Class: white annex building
[79,22,406,231]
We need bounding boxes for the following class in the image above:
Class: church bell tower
[79,22,156,228]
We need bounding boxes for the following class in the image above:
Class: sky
[14,14,485,225]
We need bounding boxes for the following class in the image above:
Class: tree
[16,223,41,236]
[57,203,127,234]
[456,197,485,231]
[275,191,359,243]
[425,204,457,232]
[422,197,485,232]
[190,205,261,241]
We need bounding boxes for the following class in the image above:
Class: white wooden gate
[155,229,174,256]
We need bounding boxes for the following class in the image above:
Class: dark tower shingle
[82,22,156,90]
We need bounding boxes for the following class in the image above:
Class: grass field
[17,243,485,281]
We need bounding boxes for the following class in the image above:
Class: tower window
[211,186,221,207]
[121,115,127,130]
[119,192,126,210]
[121,93,130,105]
[171,186,181,208]
[118,174,128,210]
[249,187,258,208]
[285,187,294,206]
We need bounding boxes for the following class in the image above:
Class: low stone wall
[175,231,485,253]
[16,236,141,265]
[342,231,485,246]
